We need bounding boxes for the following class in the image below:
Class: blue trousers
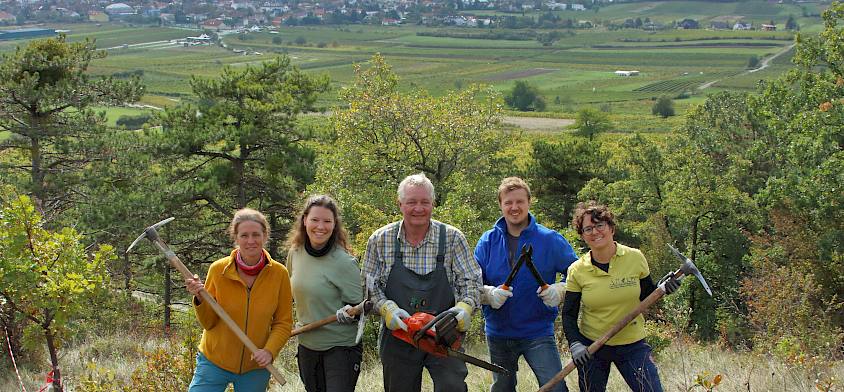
[487,335,568,392]
[576,339,664,392]
[188,352,271,392]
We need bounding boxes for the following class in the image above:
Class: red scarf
[235,249,266,276]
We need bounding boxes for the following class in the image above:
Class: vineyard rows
[634,72,739,92]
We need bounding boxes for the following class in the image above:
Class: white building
[614,70,640,76]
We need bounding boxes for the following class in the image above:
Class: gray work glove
[570,341,592,367]
[336,304,356,325]
[658,272,681,295]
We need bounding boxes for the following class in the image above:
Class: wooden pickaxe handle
[290,300,370,336]
[149,238,288,386]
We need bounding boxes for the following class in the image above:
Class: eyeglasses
[582,221,608,235]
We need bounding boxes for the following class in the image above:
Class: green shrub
[715,307,752,349]
[747,55,759,69]
[77,291,160,337]
[112,69,144,78]
[79,362,125,392]
[116,113,152,129]
[644,320,673,358]
[505,80,546,112]
[651,96,675,118]
[127,334,198,392]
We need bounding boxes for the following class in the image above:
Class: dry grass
[4,334,842,391]
[269,338,843,392]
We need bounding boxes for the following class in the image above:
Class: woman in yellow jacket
[185,208,293,391]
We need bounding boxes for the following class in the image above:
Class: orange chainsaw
[392,311,509,374]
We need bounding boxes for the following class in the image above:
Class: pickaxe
[290,276,374,343]
[538,243,712,392]
[126,217,287,385]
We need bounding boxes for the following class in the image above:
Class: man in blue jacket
[475,177,578,392]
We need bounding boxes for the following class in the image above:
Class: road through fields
[699,42,796,89]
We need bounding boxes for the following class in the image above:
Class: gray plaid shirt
[362,219,482,310]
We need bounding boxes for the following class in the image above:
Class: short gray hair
[397,173,435,202]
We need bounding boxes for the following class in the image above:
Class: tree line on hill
[2,4,844,390]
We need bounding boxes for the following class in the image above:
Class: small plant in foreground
[689,371,722,391]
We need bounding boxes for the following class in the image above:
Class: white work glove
[447,301,474,332]
[481,285,513,309]
[537,282,566,307]
[336,304,356,325]
[380,300,410,331]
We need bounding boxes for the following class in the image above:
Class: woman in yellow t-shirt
[562,201,679,392]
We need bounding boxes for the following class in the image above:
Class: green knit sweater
[288,246,364,351]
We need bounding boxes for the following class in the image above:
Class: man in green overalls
[363,172,483,392]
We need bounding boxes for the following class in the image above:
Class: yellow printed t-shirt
[565,243,650,346]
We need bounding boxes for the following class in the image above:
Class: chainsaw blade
[446,347,509,375]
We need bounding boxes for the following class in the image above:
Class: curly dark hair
[571,201,616,235]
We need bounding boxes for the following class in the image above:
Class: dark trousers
[379,328,468,392]
[296,343,363,392]
[576,339,664,392]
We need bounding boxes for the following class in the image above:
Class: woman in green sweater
[286,194,364,392]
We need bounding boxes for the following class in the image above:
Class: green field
[216,27,800,109]
[0,1,826,130]
[90,106,155,126]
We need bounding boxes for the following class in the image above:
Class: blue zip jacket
[474,214,578,339]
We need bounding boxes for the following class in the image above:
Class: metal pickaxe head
[126,217,175,254]
[666,243,713,296]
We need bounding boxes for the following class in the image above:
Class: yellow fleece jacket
[193,249,293,374]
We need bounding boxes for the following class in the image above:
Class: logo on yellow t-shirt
[609,276,637,289]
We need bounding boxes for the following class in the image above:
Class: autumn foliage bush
[78,333,198,392]
[741,209,844,367]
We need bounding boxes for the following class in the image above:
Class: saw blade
[446,348,509,375]
[355,276,375,344]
